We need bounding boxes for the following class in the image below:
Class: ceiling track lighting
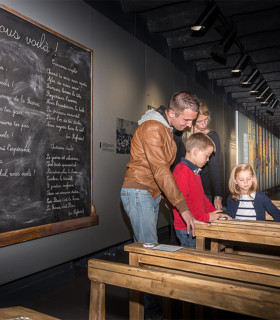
[241,69,260,86]
[231,54,250,75]
[211,30,236,64]
[266,99,279,116]
[256,86,270,100]
[191,2,219,32]
[250,79,266,94]
[261,92,274,105]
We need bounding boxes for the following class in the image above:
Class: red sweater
[172,161,215,229]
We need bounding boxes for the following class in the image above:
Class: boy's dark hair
[185,132,216,153]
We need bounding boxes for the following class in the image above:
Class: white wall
[0,0,233,284]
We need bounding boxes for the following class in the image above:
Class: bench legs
[130,289,144,320]
[89,281,105,320]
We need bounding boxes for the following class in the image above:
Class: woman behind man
[172,100,223,209]
[170,100,223,244]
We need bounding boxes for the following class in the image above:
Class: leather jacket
[122,112,189,214]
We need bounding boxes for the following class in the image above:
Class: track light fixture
[266,99,279,115]
[261,92,274,105]
[191,2,219,32]
[231,54,250,75]
[256,86,270,100]
[241,69,260,86]
[250,79,266,94]
[211,30,236,64]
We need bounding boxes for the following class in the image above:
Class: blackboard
[0,5,97,246]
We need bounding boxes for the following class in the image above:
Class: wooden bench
[124,242,280,318]
[0,306,60,320]
[195,219,280,257]
[88,255,280,320]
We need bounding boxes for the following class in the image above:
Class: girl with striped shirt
[226,164,280,221]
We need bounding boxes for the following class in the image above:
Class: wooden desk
[0,306,60,320]
[195,220,280,255]
[124,242,280,287]
[88,243,280,320]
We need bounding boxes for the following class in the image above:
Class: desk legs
[211,240,219,252]
[129,253,144,320]
[89,281,105,320]
[196,237,205,250]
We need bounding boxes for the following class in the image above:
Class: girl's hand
[208,210,232,222]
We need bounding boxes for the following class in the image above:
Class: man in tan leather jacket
[121,91,207,245]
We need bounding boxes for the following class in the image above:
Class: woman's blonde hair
[228,163,258,201]
[182,99,210,145]
[197,100,211,124]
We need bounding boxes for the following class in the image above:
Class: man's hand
[181,210,209,237]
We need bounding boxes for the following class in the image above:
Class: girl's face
[235,170,253,194]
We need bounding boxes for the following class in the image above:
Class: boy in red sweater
[172,132,231,248]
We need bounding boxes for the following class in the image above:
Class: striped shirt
[235,193,256,220]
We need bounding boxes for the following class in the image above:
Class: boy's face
[192,146,214,168]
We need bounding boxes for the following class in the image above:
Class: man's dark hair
[168,91,200,116]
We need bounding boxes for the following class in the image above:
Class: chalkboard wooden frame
[0,5,98,247]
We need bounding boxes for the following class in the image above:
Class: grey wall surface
[0,0,235,285]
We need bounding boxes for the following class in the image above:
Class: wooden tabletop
[210,219,280,230]
[0,306,60,320]
[195,220,280,246]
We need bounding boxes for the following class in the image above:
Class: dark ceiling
[86,0,280,137]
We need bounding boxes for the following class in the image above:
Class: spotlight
[250,79,266,94]
[256,86,270,100]
[266,99,279,115]
[241,69,260,86]
[191,2,219,32]
[232,54,250,75]
[211,30,236,64]
[261,92,274,105]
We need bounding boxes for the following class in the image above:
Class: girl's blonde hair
[182,99,210,145]
[228,163,258,201]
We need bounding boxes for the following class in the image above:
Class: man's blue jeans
[121,188,162,318]
[121,188,161,243]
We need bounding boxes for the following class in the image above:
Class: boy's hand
[209,210,232,222]
[181,210,209,237]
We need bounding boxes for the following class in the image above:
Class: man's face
[168,109,198,131]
